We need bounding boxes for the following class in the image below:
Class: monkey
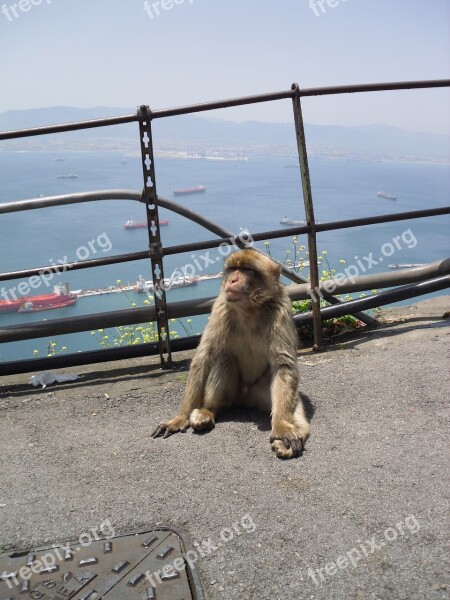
[151,248,310,459]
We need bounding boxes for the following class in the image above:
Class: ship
[286,260,310,269]
[57,172,78,179]
[377,191,397,200]
[124,219,169,229]
[0,283,77,314]
[280,217,307,225]
[388,263,425,269]
[173,185,206,196]
[18,298,77,313]
[135,275,198,292]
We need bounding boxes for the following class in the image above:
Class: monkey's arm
[151,352,210,438]
[268,308,309,457]
[269,364,305,455]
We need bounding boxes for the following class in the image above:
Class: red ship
[18,298,77,313]
[0,283,77,314]
[124,219,169,229]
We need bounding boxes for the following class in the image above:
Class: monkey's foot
[271,439,298,459]
[270,422,305,459]
[151,415,190,439]
[190,408,215,431]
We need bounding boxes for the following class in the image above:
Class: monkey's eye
[225,267,251,274]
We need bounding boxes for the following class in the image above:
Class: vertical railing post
[291,83,323,350]
[137,105,172,365]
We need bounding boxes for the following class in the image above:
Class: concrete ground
[0,296,449,600]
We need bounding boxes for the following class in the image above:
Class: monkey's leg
[190,356,238,432]
[269,368,310,459]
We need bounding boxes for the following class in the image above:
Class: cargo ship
[280,217,307,225]
[377,191,397,200]
[135,275,198,292]
[0,283,77,314]
[173,185,206,196]
[124,219,169,229]
[57,172,78,179]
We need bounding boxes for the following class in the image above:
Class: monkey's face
[223,267,258,302]
[223,250,281,305]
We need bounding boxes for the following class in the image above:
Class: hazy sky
[1,0,449,134]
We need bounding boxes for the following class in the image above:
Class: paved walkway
[1,297,449,599]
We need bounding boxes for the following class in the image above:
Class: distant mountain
[0,106,449,159]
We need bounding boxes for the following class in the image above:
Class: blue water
[0,151,449,362]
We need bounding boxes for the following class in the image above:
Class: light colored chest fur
[225,309,272,384]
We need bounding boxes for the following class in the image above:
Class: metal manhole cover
[0,527,204,599]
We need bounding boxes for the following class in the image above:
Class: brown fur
[152,248,310,458]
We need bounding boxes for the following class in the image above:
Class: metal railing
[1,79,449,376]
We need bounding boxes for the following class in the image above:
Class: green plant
[33,341,68,357]
[264,239,366,339]
[292,298,364,339]
[90,288,195,348]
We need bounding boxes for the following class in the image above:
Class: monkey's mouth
[225,290,244,302]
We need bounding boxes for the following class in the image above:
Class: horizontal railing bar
[1,80,449,140]
[1,273,449,377]
[0,189,144,214]
[164,205,450,254]
[150,89,295,118]
[152,79,450,119]
[294,275,450,323]
[0,191,234,241]
[0,114,138,141]
[0,298,210,343]
[0,250,151,282]
[314,206,450,232]
[0,192,238,281]
[151,80,450,119]
[0,335,199,377]
[1,200,448,282]
[289,258,450,297]
[1,259,448,344]
[298,79,450,97]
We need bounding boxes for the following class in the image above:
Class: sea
[0,150,449,363]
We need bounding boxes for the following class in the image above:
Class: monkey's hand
[151,414,190,439]
[270,421,305,459]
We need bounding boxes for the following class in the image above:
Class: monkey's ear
[270,262,282,281]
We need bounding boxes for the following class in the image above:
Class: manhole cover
[0,527,204,599]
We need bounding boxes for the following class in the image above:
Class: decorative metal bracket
[137,105,172,365]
